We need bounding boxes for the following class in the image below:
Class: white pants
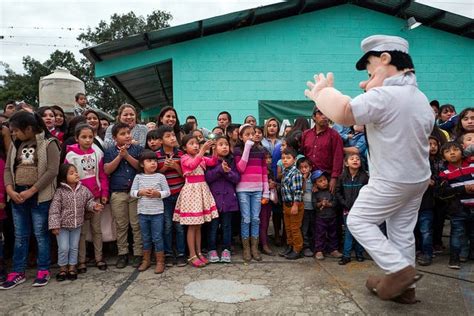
[347,178,429,274]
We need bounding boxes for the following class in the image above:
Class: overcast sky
[1,0,472,75]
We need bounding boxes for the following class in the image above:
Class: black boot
[338,257,351,265]
[278,246,292,257]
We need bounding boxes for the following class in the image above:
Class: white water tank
[39,68,84,114]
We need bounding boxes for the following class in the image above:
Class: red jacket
[301,127,344,178]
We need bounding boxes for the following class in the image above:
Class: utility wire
[0,26,87,31]
[0,41,80,48]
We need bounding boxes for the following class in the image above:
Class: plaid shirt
[281,164,303,203]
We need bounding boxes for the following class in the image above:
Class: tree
[0,10,172,114]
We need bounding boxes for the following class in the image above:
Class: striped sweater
[233,141,269,198]
[130,173,171,215]
[438,160,474,208]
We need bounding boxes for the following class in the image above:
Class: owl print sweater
[4,132,61,203]
[64,144,109,199]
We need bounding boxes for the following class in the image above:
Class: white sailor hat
[356,35,409,70]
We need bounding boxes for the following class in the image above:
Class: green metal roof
[81,0,473,111]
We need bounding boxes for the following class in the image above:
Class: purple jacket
[205,158,240,213]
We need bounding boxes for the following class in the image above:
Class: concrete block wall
[95,4,474,129]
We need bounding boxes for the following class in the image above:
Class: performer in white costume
[305,35,434,303]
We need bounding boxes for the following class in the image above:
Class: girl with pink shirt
[233,124,270,262]
[173,135,219,267]
[64,124,108,272]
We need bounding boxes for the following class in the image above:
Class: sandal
[56,267,67,282]
[96,260,108,271]
[197,253,209,265]
[67,266,78,281]
[188,255,204,268]
[77,262,87,274]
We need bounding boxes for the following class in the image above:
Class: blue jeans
[450,210,474,257]
[163,195,185,256]
[139,214,164,252]
[12,194,51,272]
[57,227,81,266]
[417,209,433,257]
[208,212,233,251]
[237,191,262,239]
[342,215,364,258]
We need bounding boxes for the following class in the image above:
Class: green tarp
[258,100,314,134]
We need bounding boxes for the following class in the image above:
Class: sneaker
[131,256,143,268]
[329,250,343,258]
[286,250,302,260]
[303,248,314,257]
[208,250,220,263]
[356,255,365,262]
[315,252,324,260]
[176,255,187,267]
[220,249,232,263]
[165,255,174,267]
[0,272,26,290]
[460,257,468,263]
[417,255,432,266]
[448,255,460,269]
[433,245,443,254]
[338,257,351,265]
[116,254,128,269]
[32,270,50,287]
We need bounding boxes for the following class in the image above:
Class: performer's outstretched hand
[305,72,334,102]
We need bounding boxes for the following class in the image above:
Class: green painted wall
[95,4,474,129]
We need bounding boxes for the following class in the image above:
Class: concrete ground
[0,248,472,315]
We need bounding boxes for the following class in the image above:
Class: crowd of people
[0,93,472,292]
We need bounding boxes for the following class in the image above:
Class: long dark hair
[454,107,474,139]
[64,116,87,140]
[157,106,181,143]
[9,111,51,139]
[51,105,68,133]
[291,117,310,134]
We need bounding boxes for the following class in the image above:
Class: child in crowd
[192,129,205,144]
[145,129,161,152]
[49,164,103,281]
[415,136,442,266]
[1,112,60,289]
[280,148,304,260]
[226,124,240,150]
[0,135,6,282]
[74,92,91,117]
[298,157,315,257]
[37,106,58,139]
[173,135,218,268]
[438,141,474,269]
[205,136,240,263]
[212,126,225,136]
[259,151,274,256]
[253,126,264,147]
[146,122,156,132]
[234,124,269,262]
[155,125,187,267]
[104,123,143,269]
[64,124,109,272]
[130,150,171,273]
[51,105,67,144]
[312,170,342,260]
[335,153,368,265]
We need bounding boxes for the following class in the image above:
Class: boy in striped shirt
[438,141,474,269]
[155,126,187,267]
